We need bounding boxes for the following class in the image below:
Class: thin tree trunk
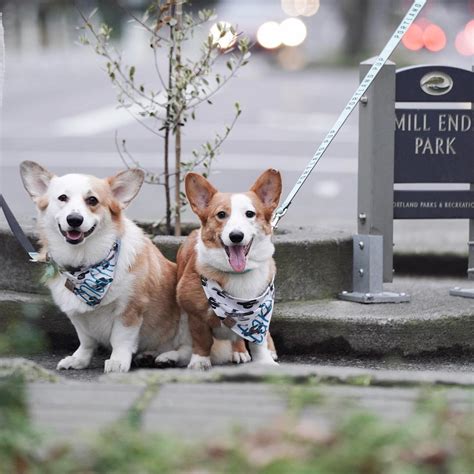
[163,5,174,235]
[174,0,183,236]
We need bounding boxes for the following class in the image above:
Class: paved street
[1,47,472,255]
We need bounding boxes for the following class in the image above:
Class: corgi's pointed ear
[185,173,217,218]
[20,161,54,199]
[107,168,145,208]
[250,168,282,214]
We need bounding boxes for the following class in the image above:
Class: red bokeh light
[455,30,474,56]
[465,19,474,37]
[402,23,424,51]
[422,24,447,52]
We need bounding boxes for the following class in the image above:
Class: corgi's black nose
[229,231,244,243]
[67,213,84,228]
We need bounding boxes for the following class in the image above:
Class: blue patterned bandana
[58,241,120,307]
[201,276,275,345]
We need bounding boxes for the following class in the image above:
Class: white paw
[155,350,179,366]
[253,357,279,367]
[104,358,131,373]
[187,354,212,371]
[57,355,90,370]
[270,350,278,361]
[232,351,251,364]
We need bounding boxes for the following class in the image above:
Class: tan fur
[124,239,180,341]
[22,162,183,370]
[177,231,219,356]
[178,169,281,362]
[37,196,49,212]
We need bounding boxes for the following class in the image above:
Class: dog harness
[201,276,275,345]
[47,241,120,307]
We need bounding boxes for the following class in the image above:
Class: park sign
[393,65,473,219]
[340,61,473,304]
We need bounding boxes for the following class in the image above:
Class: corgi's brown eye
[245,210,256,218]
[86,196,99,206]
[58,194,68,202]
[217,211,227,219]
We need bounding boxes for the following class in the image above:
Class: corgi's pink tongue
[228,245,246,272]
[66,230,82,241]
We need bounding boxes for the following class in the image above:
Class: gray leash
[0,18,39,261]
[271,0,427,229]
[0,194,39,261]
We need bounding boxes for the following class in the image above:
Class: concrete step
[272,276,474,356]
[2,276,473,356]
[0,221,352,301]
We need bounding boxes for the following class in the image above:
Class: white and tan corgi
[177,169,281,370]
[20,161,191,373]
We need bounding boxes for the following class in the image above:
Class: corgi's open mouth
[223,238,253,273]
[59,224,96,245]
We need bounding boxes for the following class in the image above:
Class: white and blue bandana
[56,241,120,307]
[201,276,275,345]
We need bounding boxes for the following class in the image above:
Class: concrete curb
[0,221,352,301]
[102,363,474,387]
[2,276,473,356]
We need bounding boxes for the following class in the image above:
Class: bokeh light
[209,21,237,50]
[296,0,320,17]
[281,0,320,17]
[280,18,307,47]
[402,23,424,51]
[422,24,446,52]
[257,21,282,49]
[455,22,474,56]
[281,0,299,16]
[455,20,474,56]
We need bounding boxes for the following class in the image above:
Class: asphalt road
[1,48,471,255]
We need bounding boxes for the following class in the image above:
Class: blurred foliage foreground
[0,383,472,472]
[0,324,473,473]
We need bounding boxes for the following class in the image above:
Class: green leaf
[88,7,98,20]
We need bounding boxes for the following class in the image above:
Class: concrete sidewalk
[16,362,473,442]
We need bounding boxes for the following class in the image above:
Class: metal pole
[0,13,4,191]
[357,59,396,283]
[469,65,474,281]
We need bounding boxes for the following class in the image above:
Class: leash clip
[28,252,40,263]
[271,207,288,229]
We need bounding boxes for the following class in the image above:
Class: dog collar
[201,276,275,345]
[45,240,120,307]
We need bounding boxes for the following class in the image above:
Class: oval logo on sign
[420,72,453,96]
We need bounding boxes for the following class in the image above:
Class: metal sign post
[338,60,409,304]
[341,63,474,304]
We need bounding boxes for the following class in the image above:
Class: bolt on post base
[449,287,474,299]
[339,290,410,304]
[337,234,410,304]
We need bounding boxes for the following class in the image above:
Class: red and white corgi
[177,169,281,370]
[20,161,191,373]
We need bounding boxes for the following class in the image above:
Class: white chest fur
[47,219,145,341]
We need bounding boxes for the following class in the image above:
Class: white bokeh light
[209,21,237,50]
[282,0,320,17]
[281,0,299,17]
[296,0,320,17]
[257,21,282,49]
[280,18,307,47]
